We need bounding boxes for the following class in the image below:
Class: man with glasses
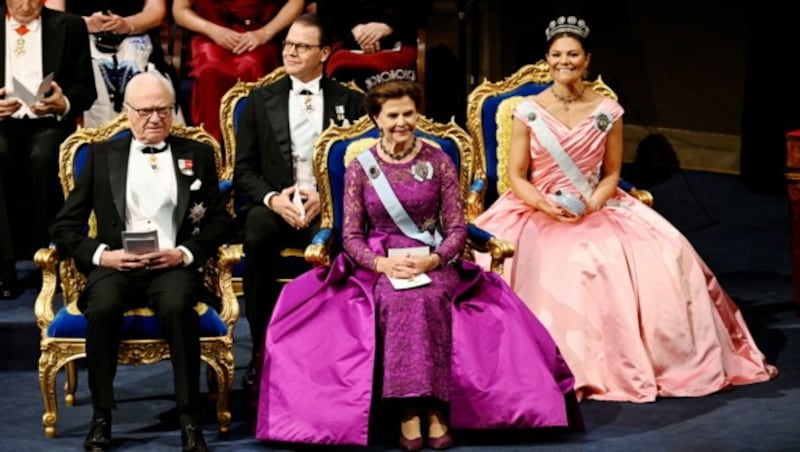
[234,13,364,389]
[50,72,232,452]
[0,0,96,299]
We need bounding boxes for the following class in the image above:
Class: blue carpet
[1,169,797,451]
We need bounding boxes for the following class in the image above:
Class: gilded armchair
[466,60,653,209]
[34,114,243,438]
[306,114,514,275]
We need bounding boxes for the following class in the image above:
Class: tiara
[545,16,590,41]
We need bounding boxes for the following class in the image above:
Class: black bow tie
[141,145,167,154]
[298,89,313,96]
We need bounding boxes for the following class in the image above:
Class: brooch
[419,217,438,233]
[188,202,206,224]
[411,161,434,182]
[178,159,194,176]
[368,165,381,179]
[594,112,613,132]
[525,111,537,122]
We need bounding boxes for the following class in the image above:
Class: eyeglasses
[282,40,321,54]
[125,103,173,118]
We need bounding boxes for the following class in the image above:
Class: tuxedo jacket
[233,76,365,208]
[0,6,96,121]
[50,135,233,275]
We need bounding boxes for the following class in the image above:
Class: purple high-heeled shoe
[398,433,424,451]
[427,431,453,450]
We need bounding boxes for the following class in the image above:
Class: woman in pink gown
[256,81,582,449]
[473,16,777,403]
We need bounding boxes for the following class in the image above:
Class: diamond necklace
[379,136,417,161]
[551,87,585,111]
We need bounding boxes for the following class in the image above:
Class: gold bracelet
[373,256,381,272]
[262,28,273,42]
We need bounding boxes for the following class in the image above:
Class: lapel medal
[178,159,194,176]
[188,202,206,225]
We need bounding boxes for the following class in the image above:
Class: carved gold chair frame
[467,60,653,208]
[307,114,514,275]
[34,114,243,438]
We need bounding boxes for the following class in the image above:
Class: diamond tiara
[545,15,590,41]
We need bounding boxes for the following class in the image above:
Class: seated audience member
[256,80,583,450]
[312,0,426,90]
[49,72,233,452]
[473,15,778,402]
[233,13,365,388]
[172,0,304,142]
[0,0,96,299]
[48,0,183,127]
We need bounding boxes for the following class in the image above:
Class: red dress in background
[188,0,282,142]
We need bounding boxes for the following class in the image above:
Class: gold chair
[34,114,243,438]
[219,67,364,292]
[306,114,514,275]
[466,60,653,209]
[219,67,303,294]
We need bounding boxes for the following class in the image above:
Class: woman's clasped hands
[375,253,439,279]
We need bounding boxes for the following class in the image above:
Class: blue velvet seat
[34,114,242,438]
[466,61,653,209]
[305,115,514,274]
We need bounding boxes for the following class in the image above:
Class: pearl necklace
[380,136,417,161]
[551,87,585,111]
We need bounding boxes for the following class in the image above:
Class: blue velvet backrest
[475,83,548,204]
[314,115,474,249]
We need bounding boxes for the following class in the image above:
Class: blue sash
[516,101,594,200]
[357,150,442,248]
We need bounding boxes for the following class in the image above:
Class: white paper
[292,185,306,221]
[12,72,54,106]
[386,246,431,290]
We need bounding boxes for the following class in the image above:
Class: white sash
[517,101,594,200]
[357,150,442,248]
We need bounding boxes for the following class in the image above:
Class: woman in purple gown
[256,80,582,450]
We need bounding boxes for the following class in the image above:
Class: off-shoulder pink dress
[474,97,777,402]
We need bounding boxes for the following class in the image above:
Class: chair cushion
[46,302,228,339]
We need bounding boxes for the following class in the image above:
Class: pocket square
[189,179,202,191]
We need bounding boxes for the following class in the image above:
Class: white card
[12,72,54,106]
[386,246,432,290]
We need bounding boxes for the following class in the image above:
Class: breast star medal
[188,202,206,225]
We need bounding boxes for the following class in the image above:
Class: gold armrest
[467,236,515,276]
[465,172,488,223]
[214,244,243,329]
[304,242,331,267]
[630,188,654,207]
[33,247,60,331]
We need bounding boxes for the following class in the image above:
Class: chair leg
[204,353,234,435]
[206,362,219,400]
[64,360,78,406]
[38,350,60,438]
